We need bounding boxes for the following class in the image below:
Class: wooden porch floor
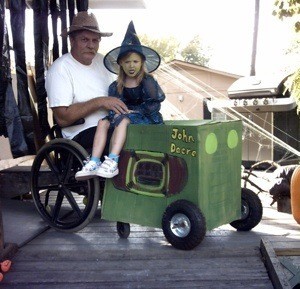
[1,192,300,289]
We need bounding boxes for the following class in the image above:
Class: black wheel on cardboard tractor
[230,188,263,231]
[31,138,100,232]
[162,199,206,250]
[117,222,131,239]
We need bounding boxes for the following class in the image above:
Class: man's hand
[52,96,129,128]
[102,97,129,114]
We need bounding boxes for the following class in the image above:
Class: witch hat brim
[104,45,161,74]
[103,21,161,74]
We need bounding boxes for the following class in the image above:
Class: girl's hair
[116,52,148,94]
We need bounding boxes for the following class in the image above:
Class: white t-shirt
[45,53,115,139]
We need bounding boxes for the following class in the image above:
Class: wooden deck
[1,192,299,289]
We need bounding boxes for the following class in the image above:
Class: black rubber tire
[230,188,263,231]
[162,200,206,250]
[117,222,130,239]
[31,139,100,232]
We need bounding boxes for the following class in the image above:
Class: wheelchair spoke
[61,151,75,183]
[51,190,64,222]
[44,153,60,179]
[36,184,60,191]
[62,187,83,218]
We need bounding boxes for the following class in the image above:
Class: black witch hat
[103,21,161,74]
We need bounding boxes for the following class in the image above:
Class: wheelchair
[30,119,263,250]
[30,121,104,232]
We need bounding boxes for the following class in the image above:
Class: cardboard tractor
[31,120,263,250]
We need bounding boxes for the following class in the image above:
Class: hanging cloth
[50,0,59,61]
[0,0,28,157]
[32,0,50,140]
[76,0,88,12]
[59,0,68,55]
[0,0,6,137]
[10,0,36,154]
[3,77,29,157]
[67,0,75,28]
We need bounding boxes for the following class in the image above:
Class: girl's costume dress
[105,74,165,126]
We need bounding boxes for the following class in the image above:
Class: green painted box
[102,119,243,231]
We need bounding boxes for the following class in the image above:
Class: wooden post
[0,198,18,261]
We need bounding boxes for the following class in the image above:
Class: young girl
[75,21,165,180]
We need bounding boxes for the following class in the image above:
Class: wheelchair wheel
[31,138,101,232]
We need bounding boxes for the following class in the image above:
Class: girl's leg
[91,119,110,159]
[75,119,110,180]
[97,118,130,178]
[109,117,130,156]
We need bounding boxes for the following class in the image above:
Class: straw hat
[103,21,160,74]
[61,11,112,38]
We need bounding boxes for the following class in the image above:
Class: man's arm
[53,96,129,127]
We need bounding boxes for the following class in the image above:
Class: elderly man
[45,11,129,150]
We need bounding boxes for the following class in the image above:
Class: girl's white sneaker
[97,156,119,178]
